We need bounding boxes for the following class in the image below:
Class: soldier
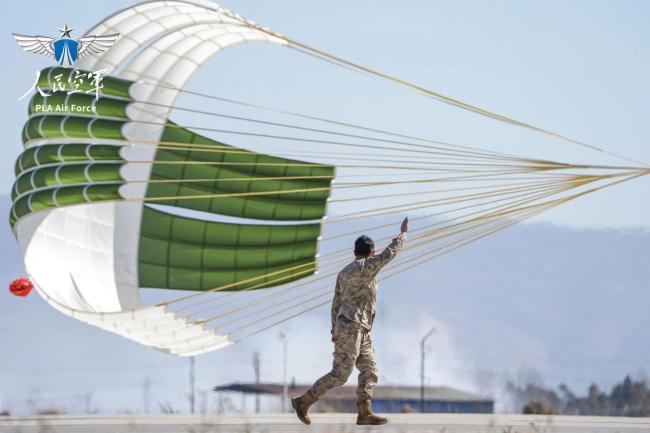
[292,217,408,425]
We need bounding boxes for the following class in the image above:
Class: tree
[509,374,650,416]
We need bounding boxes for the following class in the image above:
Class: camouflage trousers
[309,318,378,400]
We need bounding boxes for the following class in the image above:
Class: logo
[12,25,118,66]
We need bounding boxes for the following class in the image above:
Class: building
[214,383,494,414]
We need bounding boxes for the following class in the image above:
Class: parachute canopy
[11,0,648,356]
[11,0,333,356]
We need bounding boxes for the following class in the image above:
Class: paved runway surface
[2,413,650,433]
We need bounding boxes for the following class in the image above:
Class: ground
[2,413,650,433]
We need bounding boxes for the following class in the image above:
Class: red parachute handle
[9,278,33,297]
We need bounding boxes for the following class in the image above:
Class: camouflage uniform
[309,233,406,400]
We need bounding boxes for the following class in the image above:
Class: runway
[2,413,650,433]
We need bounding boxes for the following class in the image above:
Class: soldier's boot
[291,390,318,425]
[356,399,388,425]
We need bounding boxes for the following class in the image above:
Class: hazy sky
[2,0,649,228]
[1,0,649,416]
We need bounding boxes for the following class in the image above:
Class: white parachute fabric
[17,0,287,356]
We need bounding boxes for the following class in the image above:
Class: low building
[214,382,494,413]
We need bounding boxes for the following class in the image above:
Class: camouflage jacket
[331,233,406,333]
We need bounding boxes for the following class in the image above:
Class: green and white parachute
[12,0,335,356]
[11,0,648,356]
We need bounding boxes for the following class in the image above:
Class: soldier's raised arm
[365,217,408,274]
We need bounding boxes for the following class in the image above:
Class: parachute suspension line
[371,169,648,281]
[205,285,336,330]
[133,99,531,163]
[207,216,532,335]
[123,113,647,177]
[19,161,628,330]
[330,178,583,221]
[133,138,648,173]
[178,4,647,167]
[358,191,575,263]
[321,172,628,259]
[382,199,565,279]
[134,163,636,206]
[159,260,320,306]
[405,187,585,250]
[278,38,649,167]
[327,176,586,203]
[233,301,329,343]
[385,172,650,279]
[337,172,633,223]
[132,169,559,205]
[115,132,649,175]
[124,165,644,226]
[164,175,601,322]
[128,119,549,164]
[186,169,645,320]
[171,262,346,325]
[169,184,649,346]
[176,263,340,315]
[407,184,586,241]
[325,183,579,267]
[95,172,589,203]
[149,141,519,165]
[14,169,637,317]
[224,288,334,336]
[149,145,534,168]
[321,189,590,274]
[230,194,570,340]
[162,170,633,307]
[202,189,573,328]
[161,171,647,337]
[142,158,549,173]
[168,177,587,320]
[127,143,645,173]
[327,179,581,223]
[226,184,580,295]
[133,168,602,201]
[133,159,538,172]
[321,178,585,243]
[182,268,341,318]
[231,169,637,340]
[134,80,526,161]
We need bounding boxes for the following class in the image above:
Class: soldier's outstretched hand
[400,217,409,234]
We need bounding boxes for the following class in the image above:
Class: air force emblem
[12,25,118,66]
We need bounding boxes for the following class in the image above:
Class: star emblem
[58,24,74,38]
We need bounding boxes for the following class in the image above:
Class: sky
[0,0,649,416]
[2,0,649,228]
